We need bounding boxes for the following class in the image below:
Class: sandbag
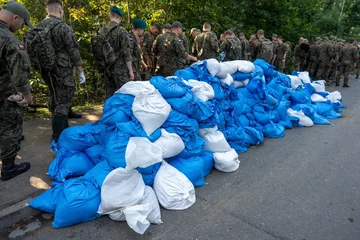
[199,126,232,153]
[204,58,221,76]
[216,61,239,79]
[202,151,215,176]
[311,80,326,93]
[106,131,131,169]
[175,68,199,80]
[169,156,206,187]
[58,126,98,152]
[311,93,327,103]
[289,75,303,89]
[102,94,134,116]
[220,73,234,86]
[297,71,311,84]
[116,81,156,96]
[85,145,105,165]
[185,79,215,102]
[153,129,185,158]
[233,79,250,88]
[83,160,113,187]
[287,108,314,127]
[116,120,161,142]
[326,91,342,103]
[153,161,196,210]
[236,60,255,73]
[137,162,161,186]
[231,71,254,81]
[253,59,275,77]
[263,121,285,138]
[213,149,240,172]
[150,76,187,99]
[28,182,63,214]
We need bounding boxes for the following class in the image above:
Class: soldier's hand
[79,72,86,84]
[21,93,32,105]
[129,72,135,81]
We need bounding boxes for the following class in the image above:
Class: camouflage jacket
[152,32,171,67]
[318,42,335,62]
[163,33,189,72]
[274,43,288,62]
[142,31,154,57]
[220,36,242,61]
[240,38,250,59]
[0,20,31,99]
[128,31,142,80]
[339,45,358,65]
[308,43,320,62]
[194,30,219,60]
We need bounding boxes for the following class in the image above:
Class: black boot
[1,162,31,181]
[68,110,82,119]
[52,114,68,142]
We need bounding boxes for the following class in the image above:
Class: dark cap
[172,21,183,29]
[110,6,123,17]
[3,1,33,29]
[323,36,329,40]
[257,29,264,34]
[272,34,278,38]
[239,32,244,36]
[224,30,233,36]
[315,37,322,41]
[132,18,146,29]
[163,23,172,30]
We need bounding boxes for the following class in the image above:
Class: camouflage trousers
[329,62,339,79]
[315,61,332,81]
[275,60,285,73]
[0,100,23,165]
[295,59,307,72]
[104,64,129,99]
[307,61,319,79]
[336,63,352,85]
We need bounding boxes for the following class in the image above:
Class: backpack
[260,38,273,63]
[91,26,117,72]
[24,21,61,71]
[227,38,242,61]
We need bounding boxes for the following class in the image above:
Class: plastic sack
[48,149,94,182]
[132,90,172,136]
[297,71,311,84]
[125,137,163,170]
[150,76,187,99]
[216,61,239,79]
[169,156,206,187]
[231,71,254,81]
[236,60,255,73]
[204,58,221,76]
[252,105,271,125]
[185,79,215,102]
[253,59,275,77]
[202,151,215,176]
[153,129,185,158]
[199,126,232,153]
[311,80,326,93]
[153,161,196,210]
[85,145,105,165]
[102,94,134,116]
[220,73,234,86]
[28,182,63,214]
[175,69,199,80]
[233,79,250,88]
[287,108,314,127]
[106,131,131,169]
[116,81,156,96]
[289,75,303,89]
[311,93,327,103]
[83,160,113,187]
[326,91,342,103]
[138,162,161,186]
[86,122,113,146]
[58,126,98,152]
[116,120,161,142]
[263,121,285,138]
[98,168,145,214]
[213,149,240,172]
[53,178,101,228]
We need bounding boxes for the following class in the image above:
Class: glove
[79,72,86,84]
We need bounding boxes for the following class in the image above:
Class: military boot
[68,110,82,119]
[1,162,31,181]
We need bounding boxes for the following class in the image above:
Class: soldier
[162,21,197,76]
[193,22,219,60]
[190,28,200,56]
[152,23,172,76]
[272,34,278,56]
[179,27,190,66]
[142,23,161,76]
[129,18,147,80]
[0,1,33,180]
[251,29,273,63]
[272,36,288,73]
[356,42,360,79]
[336,39,358,87]
[101,6,133,98]
[239,32,249,60]
[284,41,292,74]
[219,30,242,61]
[328,36,339,80]
[315,37,335,83]
[35,0,85,148]
[307,37,322,78]
[294,37,309,71]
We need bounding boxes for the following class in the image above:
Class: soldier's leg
[343,64,351,87]
[104,66,119,99]
[335,64,344,86]
[356,66,359,79]
[315,62,325,80]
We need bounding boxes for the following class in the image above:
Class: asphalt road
[2,77,360,240]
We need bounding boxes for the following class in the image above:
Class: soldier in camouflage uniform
[142,23,161,76]
[284,41,292,74]
[152,23,172,76]
[315,37,335,83]
[251,29,273,63]
[161,21,197,76]
[36,0,85,148]
[219,30,242,61]
[307,37,322,78]
[0,1,33,180]
[129,18,147,80]
[272,34,278,57]
[328,36,340,80]
[179,29,190,66]
[190,28,200,58]
[239,32,249,60]
[193,22,219,60]
[336,39,358,87]
[272,36,288,73]
[294,37,310,71]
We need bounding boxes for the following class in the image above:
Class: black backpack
[260,38,274,63]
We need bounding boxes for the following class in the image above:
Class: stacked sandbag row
[28,58,345,234]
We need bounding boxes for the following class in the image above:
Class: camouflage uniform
[336,45,358,86]
[240,38,250,60]
[162,33,189,76]
[274,43,288,73]
[152,32,171,76]
[251,37,273,63]
[142,30,155,76]
[0,20,31,165]
[103,21,132,98]
[294,44,309,71]
[128,31,142,80]
[285,47,292,74]
[219,36,242,61]
[194,30,219,60]
[179,32,190,66]
[329,43,341,79]
[316,42,335,81]
[307,43,321,78]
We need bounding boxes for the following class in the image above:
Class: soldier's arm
[210,32,219,53]
[175,38,196,61]
[117,28,134,79]
[142,32,153,68]
[59,25,82,68]
[152,36,159,56]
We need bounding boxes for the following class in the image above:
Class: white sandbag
[298,71,311,84]
[220,73,234,86]
[311,93,327,103]
[186,80,215,102]
[326,91,342,103]
[213,149,240,172]
[204,58,221,76]
[98,168,145,214]
[154,129,185,158]
[216,61,239,79]
[236,60,255,73]
[287,108,314,127]
[116,81,156,96]
[153,161,195,210]
[288,75,303,89]
[311,80,326,93]
[233,79,250,88]
[125,137,163,170]
[132,90,172,136]
[199,126,232,153]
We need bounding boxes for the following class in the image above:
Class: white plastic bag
[199,126,232,153]
[311,80,326,93]
[213,149,240,172]
[287,108,314,127]
[236,60,255,73]
[116,81,156,96]
[132,90,172,136]
[288,75,303,89]
[153,161,195,210]
[233,79,250,88]
[311,93,327,103]
[98,168,145,214]
[220,73,234,86]
[125,137,163,170]
[154,129,185,158]
[217,61,239,78]
[326,91,342,103]
[186,80,215,102]
[298,71,311,84]
[202,58,221,76]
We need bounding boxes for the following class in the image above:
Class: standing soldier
[336,39,358,87]
[272,36,288,73]
[316,37,335,84]
[0,1,33,180]
[272,34,278,57]
[193,22,219,60]
[190,28,200,57]
[307,37,322,79]
[162,21,197,76]
[328,36,340,80]
[219,30,242,61]
[284,41,292,74]
[129,18,147,80]
[293,37,307,71]
[142,23,161,77]
[152,23,171,76]
[179,28,190,66]
[251,29,273,63]
[239,32,249,60]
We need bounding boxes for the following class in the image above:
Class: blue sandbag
[244,127,264,145]
[200,73,225,101]
[223,127,245,141]
[263,121,285,138]
[84,122,113,146]
[137,162,161,186]
[314,102,342,119]
[58,126,98,152]
[267,79,285,101]
[83,160,113,187]
[202,151,214,177]
[246,76,267,99]
[84,145,105,165]
[228,140,249,153]
[252,105,270,125]
[254,59,275,77]
[313,113,332,125]
[222,84,240,101]
[231,72,254,81]
[175,69,199,80]
[254,65,264,77]
[28,182,63,214]
[101,108,130,126]
[162,110,199,134]
[53,178,101,228]
[268,110,281,123]
[105,131,131,168]
[48,149,94,182]
[236,87,258,107]
[116,119,161,142]
[278,118,293,129]
[103,94,134,116]
[177,133,205,159]
[170,156,206,187]
[287,89,311,105]
[150,76,187,98]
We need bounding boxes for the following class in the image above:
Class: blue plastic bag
[201,151,214,176]
[150,76,187,98]
[105,131,131,168]
[83,160,113,187]
[103,94,134,116]
[58,126,98,152]
[254,59,275,77]
[84,145,105,165]
[231,72,255,81]
[162,110,199,134]
[263,121,285,138]
[170,156,206,187]
[243,127,264,145]
[252,105,270,125]
[137,162,161,186]
[200,73,225,101]
[28,182,63,214]
[246,76,267,99]
[84,122,113,146]
[175,69,199,80]
[116,119,161,142]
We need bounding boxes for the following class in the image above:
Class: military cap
[3,1,33,29]
[239,32,245,36]
[132,18,146,29]
[323,36,329,40]
[329,36,335,40]
[190,28,198,34]
[285,41,291,45]
[45,0,62,5]
[172,21,183,29]
[315,37,322,41]
[224,30,233,36]
[110,6,123,17]
[163,23,172,30]
[257,29,264,34]
[272,34,278,38]
[249,35,257,41]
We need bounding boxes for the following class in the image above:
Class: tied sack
[213,149,240,172]
[153,129,185,158]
